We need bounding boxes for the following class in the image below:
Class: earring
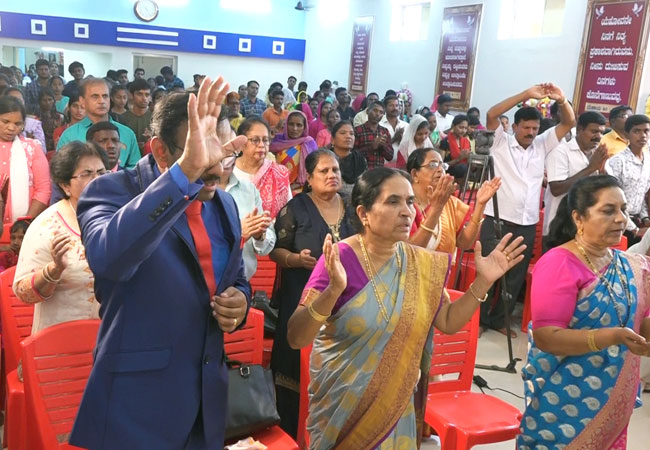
[578,228,584,236]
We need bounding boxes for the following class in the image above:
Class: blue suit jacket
[70,155,251,450]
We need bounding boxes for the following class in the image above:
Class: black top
[337,105,356,121]
[337,149,368,185]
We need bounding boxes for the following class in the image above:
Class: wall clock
[134,0,159,23]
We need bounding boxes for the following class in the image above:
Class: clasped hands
[211,287,248,333]
[525,83,566,103]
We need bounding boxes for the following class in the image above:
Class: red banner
[435,5,482,110]
[574,0,650,115]
[349,16,374,95]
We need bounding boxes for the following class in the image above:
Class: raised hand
[476,177,501,206]
[541,83,566,102]
[427,174,455,214]
[474,233,526,284]
[50,233,72,273]
[323,234,346,293]
[178,76,231,182]
[524,84,548,100]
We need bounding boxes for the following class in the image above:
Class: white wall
[0,38,302,95]
[303,0,648,118]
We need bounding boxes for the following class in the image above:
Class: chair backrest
[530,210,544,265]
[0,223,11,246]
[20,319,100,449]
[249,255,277,298]
[611,235,628,251]
[0,266,35,372]
[429,289,479,394]
[223,308,264,365]
[297,344,312,450]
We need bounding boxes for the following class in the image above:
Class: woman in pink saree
[520,175,650,449]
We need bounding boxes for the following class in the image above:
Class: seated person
[440,114,471,181]
[262,89,289,134]
[86,122,122,172]
[0,217,31,271]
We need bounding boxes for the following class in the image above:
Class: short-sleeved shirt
[57,116,141,169]
[485,124,560,225]
[605,147,650,221]
[435,111,454,133]
[261,107,289,130]
[543,138,593,235]
[379,116,408,163]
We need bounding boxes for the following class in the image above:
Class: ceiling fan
[295,1,313,11]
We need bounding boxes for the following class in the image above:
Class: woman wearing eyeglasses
[234,116,292,218]
[0,96,51,227]
[14,141,108,333]
[407,148,501,255]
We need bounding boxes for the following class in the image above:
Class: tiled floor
[422,326,650,450]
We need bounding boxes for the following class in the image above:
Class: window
[497,0,565,40]
[389,0,432,42]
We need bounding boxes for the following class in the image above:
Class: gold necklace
[574,240,631,327]
[311,194,344,242]
[357,235,402,322]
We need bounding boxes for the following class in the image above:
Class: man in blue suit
[70,76,250,449]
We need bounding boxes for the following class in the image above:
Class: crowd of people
[1,55,650,450]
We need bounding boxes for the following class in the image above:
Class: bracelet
[468,217,484,227]
[587,329,600,352]
[420,223,436,234]
[469,283,488,303]
[307,303,330,323]
[285,252,293,268]
[42,265,61,284]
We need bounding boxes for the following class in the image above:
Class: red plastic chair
[250,256,278,367]
[250,255,277,298]
[0,266,34,450]
[426,289,522,450]
[611,234,628,251]
[0,222,11,246]
[224,308,298,449]
[20,319,100,450]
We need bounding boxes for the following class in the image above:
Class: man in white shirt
[353,92,379,127]
[605,114,650,245]
[479,83,575,336]
[379,95,408,164]
[543,111,608,247]
[434,94,455,134]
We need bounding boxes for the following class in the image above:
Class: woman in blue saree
[287,167,527,449]
[520,175,650,449]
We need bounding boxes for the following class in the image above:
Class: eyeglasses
[221,154,238,169]
[70,169,107,180]
[247,136,271,147]
[421,161,449,171]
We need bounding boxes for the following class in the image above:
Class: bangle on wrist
[307,302,330,323]
[42,265,61,284]
[284,252,293,268]
[587,329,600,352]
[469,283,488,302]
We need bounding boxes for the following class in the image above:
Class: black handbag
[225,359,281,440]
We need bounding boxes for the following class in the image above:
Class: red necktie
[185,201,217,296]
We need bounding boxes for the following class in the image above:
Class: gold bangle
[587,329,600,352]
[469,283,488,303]
[42,265,61,284]
[307,303,330,323]
[285,252,293,268]
[420,223,436,234]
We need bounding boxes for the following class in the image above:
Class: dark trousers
[479,217,536,330]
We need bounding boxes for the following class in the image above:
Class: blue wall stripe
[0,11,305,61]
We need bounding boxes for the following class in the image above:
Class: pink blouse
[0,137,51,223]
